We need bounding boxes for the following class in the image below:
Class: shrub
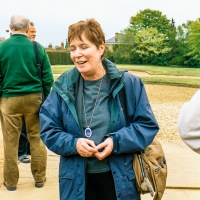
[46,50,73,65]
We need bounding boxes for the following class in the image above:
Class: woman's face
[69,34,105,80]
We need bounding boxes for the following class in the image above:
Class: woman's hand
[94,137,113,160]
[76,138,97,157]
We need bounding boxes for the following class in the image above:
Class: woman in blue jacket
[40,19,159,200]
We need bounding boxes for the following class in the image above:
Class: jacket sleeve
[39,89,79,156]
[178,89,200,154]
[108,72,159,154]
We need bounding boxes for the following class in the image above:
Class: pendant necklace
[82,73,104,138]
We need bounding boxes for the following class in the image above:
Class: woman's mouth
[77,61,87,65]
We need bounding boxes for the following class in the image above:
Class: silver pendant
[85,127,92,138]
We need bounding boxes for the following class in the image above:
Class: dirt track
[0,72,199,186]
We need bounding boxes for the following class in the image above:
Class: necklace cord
[82,73,104,128]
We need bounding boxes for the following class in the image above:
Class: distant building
[47,43,53,50]
[46,42,67,51]
[105,33,121,52]
[55,42,65,50]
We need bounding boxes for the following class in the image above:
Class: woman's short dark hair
[68,18,106,56]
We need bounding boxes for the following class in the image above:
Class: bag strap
[32,41,45,102]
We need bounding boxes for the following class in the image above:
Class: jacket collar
[102,58,123,80]
[11,33,28,38]
[54,58,123,92]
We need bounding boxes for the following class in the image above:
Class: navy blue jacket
[40,58,159,200]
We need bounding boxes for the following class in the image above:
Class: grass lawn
[52,64,200,88]
[117,64,200,77]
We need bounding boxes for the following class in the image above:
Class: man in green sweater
[18,21,37,164]
[0,14,54,191]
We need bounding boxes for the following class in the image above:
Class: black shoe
[3,182,17,191]
[18,155,31,163]
[35,178,46,188]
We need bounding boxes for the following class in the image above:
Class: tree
[170,23,189,66]
[133,28,171,64]
[115,9,173,65]
[128,9,171,35]
[174,20,200,67]
[112,32,137,64]
[187,18,200,65]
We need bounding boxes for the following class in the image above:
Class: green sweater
[0,34,54,98]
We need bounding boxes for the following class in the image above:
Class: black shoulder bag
[32,41,45,102]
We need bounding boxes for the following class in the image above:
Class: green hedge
[46,50,73,65]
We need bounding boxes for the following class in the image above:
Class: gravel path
[144,84,198,143]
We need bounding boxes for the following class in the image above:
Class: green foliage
[173,21,196,67]
[104,50,115,62]
[109,8,200,67]
[186,18,200,64]
[170,56,185,66]
[115,9,174,66]
[105,44,134,64]
[133,28,171,61]
[46,50,73,65]
[128,9,171,35]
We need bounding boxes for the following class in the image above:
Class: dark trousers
[85,171,117,200]
[18,124,30,157]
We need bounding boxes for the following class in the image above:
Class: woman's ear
[99,43,105,56]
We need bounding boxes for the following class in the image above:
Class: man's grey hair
[30,22,35,26]
[10,15,30,31]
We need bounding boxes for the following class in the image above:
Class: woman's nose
[73,49,83,57]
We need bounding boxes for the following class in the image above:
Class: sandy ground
[0,72,198,186]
